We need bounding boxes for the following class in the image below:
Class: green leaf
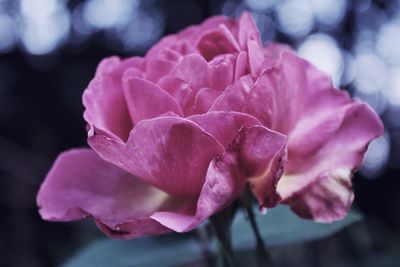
[62,206,362,267]
[232,205,362,248]
[62,234,204,267]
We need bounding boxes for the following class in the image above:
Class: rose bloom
[37,13,383,239]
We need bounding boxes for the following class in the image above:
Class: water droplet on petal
[259,206,268,215]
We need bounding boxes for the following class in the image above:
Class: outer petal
[122,76,183,123]
[239,126,287,208]
[151,125,287,232]
[151,146,244,232]
[88,116,225,197]
[37,149,182,239]
[210,50,383,221]
[278,103,383,222]
[189,112,288,208]
[256,54,383,221]
[83,57,143,141]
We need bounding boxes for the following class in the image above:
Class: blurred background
[0,0,399,266]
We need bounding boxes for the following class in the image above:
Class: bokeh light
[276,0,314,37]
[361,133,390,179]
[353,52,387,94]
[82,0,139,30]
[298,33,343,87]
[18,0,70,55]
[309,0,347,27]
[0,14,16,53]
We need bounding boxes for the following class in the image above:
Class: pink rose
[37,13,383,239]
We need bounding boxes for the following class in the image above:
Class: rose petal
[122,76,183,123]
[83,57,143,141]
[239,126,287,208]
[280,169,354,223]
[187,111,261,147]
[238,12,261,49]
[169,54,210,90]
[157,76,195,116]
[197,31,238,61]
[145,59,176,83]
[209,54,236,90]
[192,87,221,114]
[266,55,384,222]
[151,125,287,232]
[37,149,180,239]
[248,39,264,75]
[278,103,383,222]
[146,35,197,61]
[180,15,233,40]
[210,75,255,112]
[151,148,244,232]
[88,116,225,197]
[235,51,249,79]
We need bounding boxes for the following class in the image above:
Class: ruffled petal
[122,76,183,123]
[146,36,197,61]
[261,54,384,222]
[157,76,195,116]
[210,75,255,112]
[37,149,183,239]
[144,59,176,83]
[189,112,288,208]
[151,146,244,232]
[196,30,238,61]
[88,116,225,197]
[235,51,249,79]
[239,126,287,208]
[192,87,221,115]
[151,125,287,232]
[248,39,264,75]
[238,12,261,49]
[209,54,236,91]
[83,57,143,141]
[169,54,210,90]
[187,111,261,147]
[179,15,233,40]
[278,103,383,222]
[280,169,354,223]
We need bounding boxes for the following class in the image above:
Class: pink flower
[37,13,383,239]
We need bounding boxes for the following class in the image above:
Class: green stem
[241,191,274,267]
[210,207,235,267]
[196,225,214,267]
